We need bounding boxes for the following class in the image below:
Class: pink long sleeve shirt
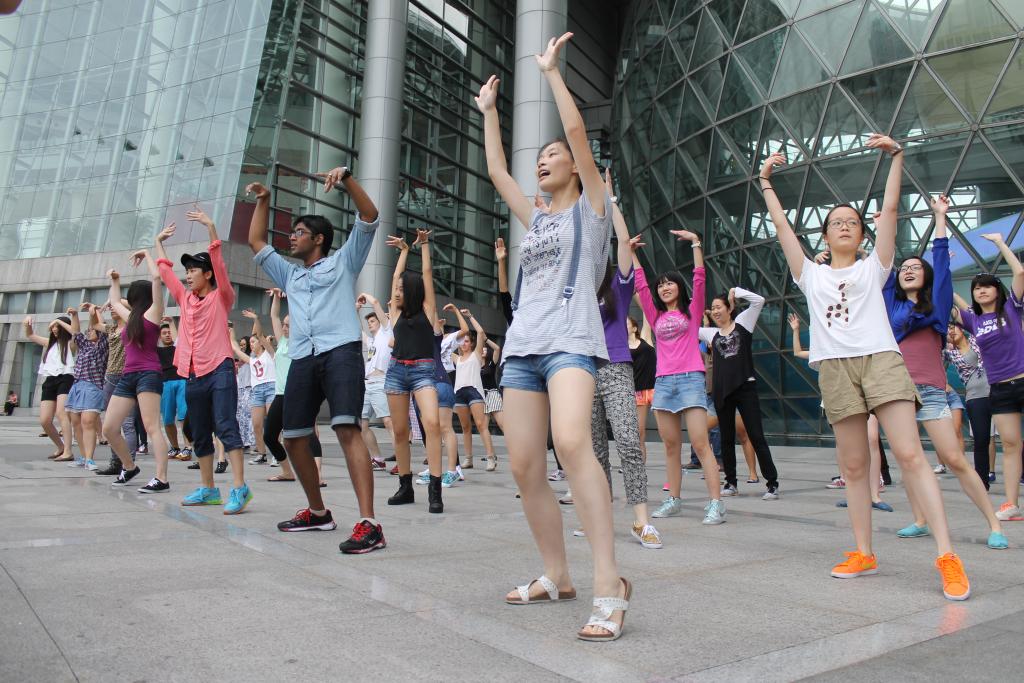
[635,266,706,377]
[157,240,234,378]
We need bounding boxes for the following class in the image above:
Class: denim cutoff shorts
[652,371,707,413]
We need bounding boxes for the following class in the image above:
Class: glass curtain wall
[614,0,1024,438]
[0,0,271,258]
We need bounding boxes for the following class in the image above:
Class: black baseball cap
[181,252,212,271]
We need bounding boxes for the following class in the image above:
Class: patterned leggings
[591,361,647,505]
[236,386,254,448]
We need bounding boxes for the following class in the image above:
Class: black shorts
[282,341,364,439]
[989,377,1024,415]
[40,374,74,402]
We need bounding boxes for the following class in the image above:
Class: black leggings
[717,381,779,490]
[965,396,992,490]
[265,395,322,462]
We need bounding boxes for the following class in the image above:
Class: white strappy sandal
[577,578,632,642]
[505,575,577,605]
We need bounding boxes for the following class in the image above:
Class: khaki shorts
[818,351,919,425]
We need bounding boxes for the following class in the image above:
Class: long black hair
[894,256,935,325]
[971,272,1009,328]
[597,261,616,321]
[45,316,72,364]
[399,271,425,318]
[125,280,153,347]
[653,271,691,315]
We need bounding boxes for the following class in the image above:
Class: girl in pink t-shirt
[633,233,724,525]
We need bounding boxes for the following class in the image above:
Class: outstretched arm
[154,223,187,306]
[229,326,252,363]
[22,317,48,347]
[129,249,164,324]
[416,229,438,325]
[606,168,633,275]
[867,133,904,269]
[85,303,104,334]
[485,338,501,365]
[267,289,285,339]
[788,313,810,359]
[357,292,389,329]
[318,167,378,223]
[982,233,1024,300]
[444,303,470,339]
[241,309,272,357]
[463,309,485,355]
[475,77,533,227]
[186,205,219,244]
[733,287,766,332]
[760,152,806,280]
[106,270,131,322]
[386,235,410,321]
[245,182,271,253]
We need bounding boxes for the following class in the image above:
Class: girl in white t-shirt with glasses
[760,134,969,602]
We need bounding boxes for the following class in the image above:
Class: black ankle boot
[388,473,414,505]
[428,474,443,514]
[95,456,121,475]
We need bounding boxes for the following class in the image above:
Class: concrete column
[508,0,567,280]
[353,0,407,301]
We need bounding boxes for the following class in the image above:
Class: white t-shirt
[39,343,75,377]
[250,350,276,387]
[454,350,485,396]
[796,251,900,369]
[364,324,393,378]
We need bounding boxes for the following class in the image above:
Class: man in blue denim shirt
[247,167,386,554]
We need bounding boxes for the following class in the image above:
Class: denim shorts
[455,386,484,408]
[385,358,437,395]
[946,390,965,412]
[362,375,390,419]
[499,353,596,393]
[186,358,242,457]
[250,381,276,408]
[704,392,717,418]
[161,378,187,424]
[652,372,707,413]
[916,384,952,422]
[113,370,163,398]
[436,381,455,410]
[65,380,106,413]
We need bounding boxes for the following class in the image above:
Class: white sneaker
[933,464,947,474]
[631,522,663,549]
[762,488,779,501]
[572,527,586,537]
[720,484,738,497]
[548,469,566,482]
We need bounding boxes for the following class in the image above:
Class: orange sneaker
[830,550,878,578]
[936,552,970,601]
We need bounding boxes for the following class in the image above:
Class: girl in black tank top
[383,230,445,513]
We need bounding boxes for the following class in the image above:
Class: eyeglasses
[291,228,311,238]
[827,218,861,229]
[898,264,923,273]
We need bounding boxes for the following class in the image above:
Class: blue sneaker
[182,486,222,506]
[651,497,683,518]
[224,484,252,515]
[988,530,1009,549]
[873,501,894,512]
[702,499,726,525]
[897,523,930,538]
[441,471,459,488]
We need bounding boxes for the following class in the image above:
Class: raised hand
[981,233,1006,244]
[23,315,33,329]
[161,315,172,323]
[79,302,94,312]
[759,152,786,180]
[442,303,457,312]
[186,206,213,227]
[355,294,367,308]
[316,167,349,193]
[814,250,831,265]
[107,268,120,280]
[494,237,507,260]
[265,287,285,299]
[787,313,801,330]
[534,194,551,214]
[866,133,900,155]
[65,307,76,316]
[474,75,499,113]
[628,235,645,252]
[129,249,148,268]
[460,308,473,318]
[931,194,950,216]
[604,166,615,198]
[535,32,572,72]
[385,235,408,251]
[241,309,258,319]
[669,229,699,243]
[413,228,432,246]
[245,182,270,199]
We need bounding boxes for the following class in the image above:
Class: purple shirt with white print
[600,266,635,364]
[959,289,1024,384]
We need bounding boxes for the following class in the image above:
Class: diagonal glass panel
[818,150,880,201]
[691,8,728,69]
[796,1,862,74]
[796,0,853,19]
[983,126,1024,190]
[759,107,808,165]
[679,81,713,139]
[741,242,789,295]
[707,0,747,42]
[840,62,913,132]
[717,55,762,118]
[875,0,947,50]
[720,106,764,171]
[735,27,785,95]
[950,133,1023,202]
[891,65,968,138]
[994,0,1024,28]
[652,105,676,151]
[839,1,913,76]
[658,40,687,93]
[928,0,1015,52]
[770,29,829,99]
[982,43,1024,124]
[670,0,705,27]
[736,0,790,42]
[667,10,701,74]
[746,184,779,241]
[650,152,677,219]
[867,134,966,214]
[768,165,807,219]
[774,84,829,154]
[678,130,713,194]
[709,128,748,188]
[799,167,841,230]
[816,86,874,155]
[691,55,729,114]
[929,40,1013,121]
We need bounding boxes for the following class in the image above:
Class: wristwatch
[690,241,702,249]
[339,167,352,182]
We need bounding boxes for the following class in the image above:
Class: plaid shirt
[73,332,109,387]
[944,336,983,386]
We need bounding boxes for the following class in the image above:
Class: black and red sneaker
[277,508,337,532]
[339,520,386,554]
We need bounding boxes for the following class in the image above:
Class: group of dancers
[22,33,1024,642]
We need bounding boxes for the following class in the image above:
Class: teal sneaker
[182,487,222,506]
[651,497,683,518]
[702,499,726,525]
[897,522,930,538]
[224,484,252,515]
[415,470,430,486]
[441,471,459,488]
[987,530,1009,549]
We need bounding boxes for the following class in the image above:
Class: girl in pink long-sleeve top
[632,232,724,524]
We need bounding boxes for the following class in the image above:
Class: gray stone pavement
[1,415,1022,682]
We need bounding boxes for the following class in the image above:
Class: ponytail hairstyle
[46,316,73,364]
[125,280,153,347]
[894,256,934,328]
[597,261,616,321]
[970,272,1009,328]
[711,292,737,321]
